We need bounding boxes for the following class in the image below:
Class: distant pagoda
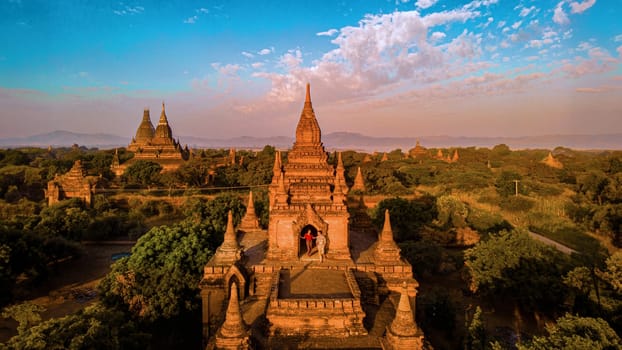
[113,103,188,175]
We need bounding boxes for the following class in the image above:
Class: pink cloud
[569,0,596,14]
[553,2,569,25]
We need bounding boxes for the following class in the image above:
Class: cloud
[575,87,608,93]
[242,51,254,58]
[430,31,446,42]
[251,62,264,69]
[527,30,558,48]
[618,45,622,57]
[251,9,487,104]
[561,46,618,77]
[511,20,522,29]
[196,8,209,14]
[317,29,338,37]
[553,2,569,25]
[422,8,479,27]
[113,5,144,16]
[78,71,89,78]
[184,15,198,24]
[212,63,241,77]
[415,0,438,9]
[519,5,537,17]
[258,48,273,55]
[569,0,596,14]
[615,34,622,42]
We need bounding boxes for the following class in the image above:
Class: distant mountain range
[1,130,621,151]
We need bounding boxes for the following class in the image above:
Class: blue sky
[0,0,620,139]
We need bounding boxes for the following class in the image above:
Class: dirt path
[527,230,576,255]
[0,243,134,343]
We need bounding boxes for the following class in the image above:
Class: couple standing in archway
[301,226,327,262]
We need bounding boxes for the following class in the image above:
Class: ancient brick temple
[112,103,188,176]
[45,160,98,206]
[200,84,425,349]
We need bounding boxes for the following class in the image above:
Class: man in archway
[316,231,327,262]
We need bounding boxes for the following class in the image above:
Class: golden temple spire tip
[305,83,311,103]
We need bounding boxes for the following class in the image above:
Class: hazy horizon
[1,0,621,139]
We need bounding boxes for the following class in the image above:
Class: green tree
[577,171,610,205]
[495,170,524,197]
[601,252,622,295]
[398,239,442,278]
[2,302,45,334]
[518,314,622,350]
[35,199,91,240]
[3,303,148,350]
[373,196,437,242]
[123,160,162,187]
[464,229,570,311]
[435,195,468,229]
[467,306,486,350]
[173,159,211,187]
[99,221,217,321]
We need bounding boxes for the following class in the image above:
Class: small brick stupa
[542,151,563,169]
[382,284,425,350]
[239,191,260,232]
[351,166,366,192]
[374,210,402,263]
[215,282,251,350]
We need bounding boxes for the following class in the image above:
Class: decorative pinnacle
[247,191,255,210]
[223,210,238,248]
[389,282,418,336]
[305,83,311,104]
[381,209,394,241]
[337,151,344,170]
[219,281,247,337]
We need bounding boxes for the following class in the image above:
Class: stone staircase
[355,271,379,305]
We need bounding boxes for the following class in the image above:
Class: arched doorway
[299,224,318,258]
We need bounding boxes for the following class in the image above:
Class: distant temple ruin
[45,160,98,206]
[542,151,563,169]
[200,84,425,349]
[112,103,188,176]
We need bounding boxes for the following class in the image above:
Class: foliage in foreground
[518,314,622,350]
[464,229,570,311]
[99,221,217,321]
[1,303,149,350]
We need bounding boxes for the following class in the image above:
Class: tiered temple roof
[46,160,98,206]
[267,83,351,260]
[114,103,188,175]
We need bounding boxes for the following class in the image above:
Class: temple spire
[381,209,394,242]
[215,282,250,349]
[375,209,402,262]
[222,210,239,250]
[352,167,366,192]
[305,83,311,105]
[389,284,418,336]
[295,83,321,145]
[272,150,282,184]
[159,102,168,124]
[239,191,260,231]
[337,151,344,171]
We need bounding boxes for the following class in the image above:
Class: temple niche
[112,103,188,176]
[200,84,426,349]
[45,160,98,206]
